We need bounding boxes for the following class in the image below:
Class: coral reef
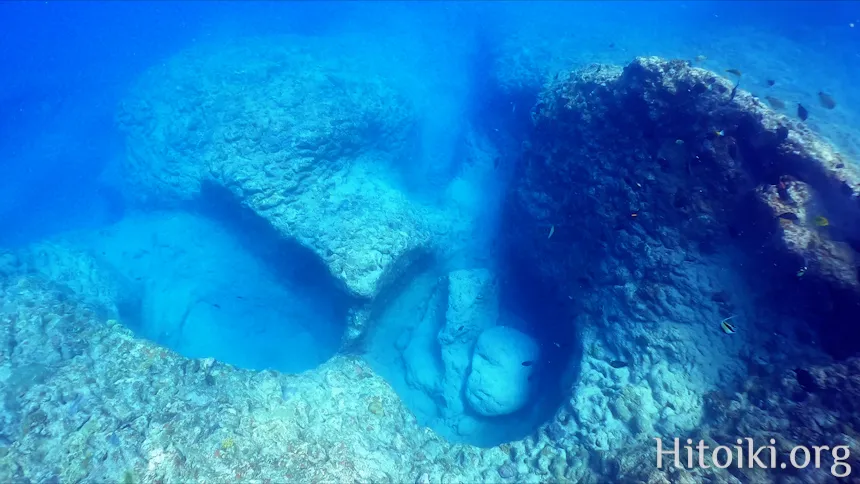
[3,54,859,484]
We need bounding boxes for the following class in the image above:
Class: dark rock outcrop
[506,56,860,358]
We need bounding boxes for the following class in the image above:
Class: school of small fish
[706,57,838,121]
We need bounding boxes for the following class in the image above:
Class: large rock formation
[465,326,538,417]
[115,36,432,302]
[506,56,860,358]
[5,51,860,484]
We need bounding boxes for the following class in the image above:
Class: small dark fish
[457,325,464,331]
[726,68,742,77]
[236,296,244,299]
[212,303,221,309]
[818,91,836,109]
[608,42,615,49]
[728,78,740,102]
[765,96,785,109]
[797,104,809,121]
[134,277,142,281]
[766,79,775,87]
[777,212,799,221]
[609,360,629,369]
[521,361,533,367]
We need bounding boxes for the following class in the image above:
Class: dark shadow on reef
[503,57,860,362]
[498,250,583,429]
[196,181,354,337]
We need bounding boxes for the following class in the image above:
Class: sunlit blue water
[3,1,857,246]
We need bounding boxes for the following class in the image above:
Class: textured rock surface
[0,269,617,484]
[0,242,134,320]
[115,36,432,300]
[5,54,860,484]
[0,274,496,483]
[499,55,860,480]
[507,56,860,356]
[437,268,500,415]
[465,326,538,417]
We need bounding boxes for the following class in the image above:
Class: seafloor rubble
[1,54,859,484]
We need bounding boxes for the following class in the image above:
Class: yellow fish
[720,316,737,334]
[814,216,829,227]
[547,225,555,239]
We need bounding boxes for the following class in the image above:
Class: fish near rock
[818,92,836,109]
[797,104,809,121]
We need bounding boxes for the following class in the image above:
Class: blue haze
[2,1,858,245]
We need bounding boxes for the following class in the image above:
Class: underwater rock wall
[500,55,860,476]
[508,56,860,359]
[115,36,433,315]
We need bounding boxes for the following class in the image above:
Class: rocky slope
[115,36,432,303]
[506,56,860,360]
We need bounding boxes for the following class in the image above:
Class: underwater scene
[2,1,860,482]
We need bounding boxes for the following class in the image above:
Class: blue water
[2,0,859,477]
[3,1,858,246]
